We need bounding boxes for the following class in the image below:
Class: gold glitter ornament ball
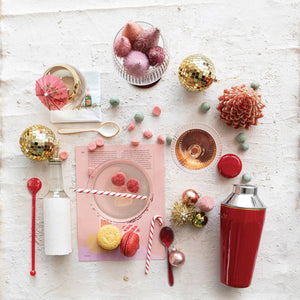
[19,125,57,161]
[178,54,216,92]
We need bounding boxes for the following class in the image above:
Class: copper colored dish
[171,123,222,173]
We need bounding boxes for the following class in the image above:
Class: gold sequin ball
[178,54,216,92]
[19,125,57,161]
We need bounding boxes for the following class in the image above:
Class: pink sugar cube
[152,106,161,116]
[131,139,140,146]
[143,130,153,139]
[157,135,165,144]
[88,142,97,151]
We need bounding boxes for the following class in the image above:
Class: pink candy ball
[131,139,140,146]
[152,106,161,116]
[88,142,97,151]
[148,46,165,66]
[157,135,165,144]
[128,122,135,131]
[143,130,153,139]
[123,51,150,77]
[96,138,104,147]
[114,36,132,57]
[59,151,68,160]
[198,196,215,212]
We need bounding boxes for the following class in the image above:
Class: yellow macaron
[97,224,122,250]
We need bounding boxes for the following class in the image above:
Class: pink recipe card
[75,144,165,261]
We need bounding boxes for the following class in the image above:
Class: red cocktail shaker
[220,184,266,288]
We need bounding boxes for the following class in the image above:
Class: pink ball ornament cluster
[114,22,166,77]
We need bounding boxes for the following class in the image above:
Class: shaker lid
[222,184,266,209]
[217,154,242,178]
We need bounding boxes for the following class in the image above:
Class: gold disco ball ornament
[19,125,57,161]
[178,54,216,92]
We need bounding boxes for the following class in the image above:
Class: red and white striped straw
[73,188,147,201]
[145,215,164,274]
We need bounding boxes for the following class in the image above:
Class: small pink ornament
[169,249,185,267]
[114,36,132,57]
[152,105,161,116]
[217,85,265,129]
[198,195,215,212]
[131,139,140,146]
[132,28,160,53]
[157,135,165,144]
[148,46,165,66]
[123,51,150,77]
[122,22,144,44]
[143,130,153,139]
[128,122,135,131]
[88,142,97,151]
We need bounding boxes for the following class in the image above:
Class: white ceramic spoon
[57,121,120,138]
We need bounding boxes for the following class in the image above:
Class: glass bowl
[113,21,169,86]
[88,159,152,223]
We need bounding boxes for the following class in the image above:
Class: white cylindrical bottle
[43,158,72,255]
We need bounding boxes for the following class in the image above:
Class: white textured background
[1,0,300,299]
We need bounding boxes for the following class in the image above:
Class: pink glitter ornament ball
[148,46,165,66]
[217,85,265,129]
[123,51,150,77]
[132,28,160,53]
[114,36,132,57]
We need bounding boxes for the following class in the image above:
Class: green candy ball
[236,133,247,143]
[134,112,144,123]
[166,135,173,145]
[200,102,211,113]
[109,97,120,107]
[240,142,249,151]
[250,81,260,90]
[242,173,252,183]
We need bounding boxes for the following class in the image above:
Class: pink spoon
[159,226,174,286]
[27,178,42,276]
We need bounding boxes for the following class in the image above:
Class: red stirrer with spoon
[27,178,42,276]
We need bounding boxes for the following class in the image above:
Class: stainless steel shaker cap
[222,184,266,209]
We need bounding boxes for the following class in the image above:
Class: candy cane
[74,188,147,201]
[145,215,164,274]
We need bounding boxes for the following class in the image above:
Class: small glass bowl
[43,64,86,110]
[113,21,169,86]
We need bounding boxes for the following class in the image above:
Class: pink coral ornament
[217,85,265,129]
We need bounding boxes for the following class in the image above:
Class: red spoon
[159,226,174,286]
[27,178,42,276]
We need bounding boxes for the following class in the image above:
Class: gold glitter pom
[178,54,216,92]
[171,201,197,226]
[19,125,57,161]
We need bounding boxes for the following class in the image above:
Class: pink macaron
[198,196,215,212]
